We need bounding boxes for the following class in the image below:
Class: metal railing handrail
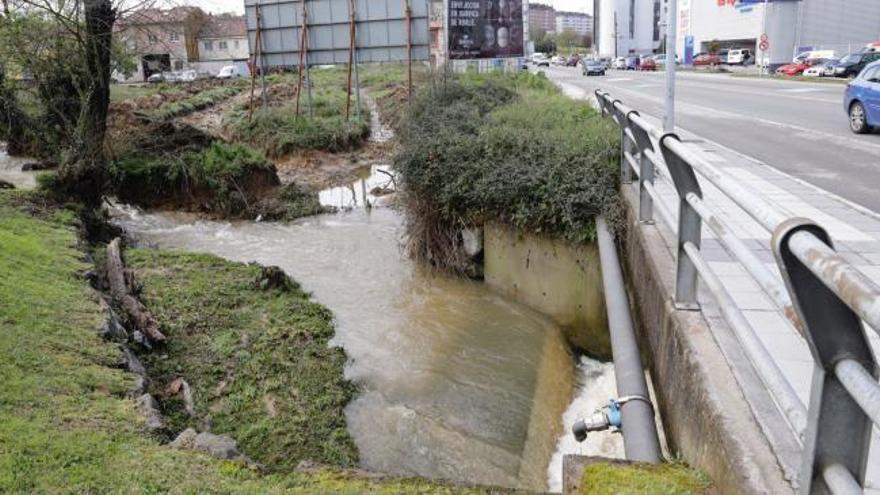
[596,89,880,494]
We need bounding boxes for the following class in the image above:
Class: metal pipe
[596,217,662,463]
[835,358,880,429]
[788,230,880,339]
[822,463,862,495]
[683,242,808,438]
[644,182,677,233]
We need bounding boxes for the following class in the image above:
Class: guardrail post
[627,113,655,224]
[660,133,701,310]
[595,90,610,117]
[772,218,878,495]
[611,101,631,184]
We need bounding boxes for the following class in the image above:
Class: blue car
[844,60,880,133]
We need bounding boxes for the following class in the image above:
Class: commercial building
[676,0,880,67]
[555,11,593,38]
[529,3,557,34]
[593,0,661,57]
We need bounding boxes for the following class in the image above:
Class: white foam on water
[546,356,625,493]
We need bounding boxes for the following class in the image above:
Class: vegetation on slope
[394,71,621,273]
[225,67,371,157]
[142,84,245,121]
[0,190,508,494]
[127,249,358,471]
[580,462,712,495]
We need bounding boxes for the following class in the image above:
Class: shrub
[109,142,278,215]
[395,72,620,273]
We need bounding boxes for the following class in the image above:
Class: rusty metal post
[773,219,878,495]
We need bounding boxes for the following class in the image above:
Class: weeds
[142,84,244,121]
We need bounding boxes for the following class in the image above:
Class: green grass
[110,83,184,103]
[225,67,371,157]
[126,249,358,472]
[580,462,712,495]
[109,142,278,215]
[143,84,245,120]
[0,190,507,493]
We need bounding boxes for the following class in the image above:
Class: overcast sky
[180,0,593,16]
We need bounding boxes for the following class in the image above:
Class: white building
[555,11,593,38]
[676,0,880,68]
[593,0,661,58]
[196,14,250,76]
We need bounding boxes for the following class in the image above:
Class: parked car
[717,49,730,64]
[216,65,242,79]
[803,59,837,77]
[776,60,813,76]
[566,54,582,67]
[551,55,566,66]
[582,59,606,76]
[652,53,679,66]
[693,53,721,66]
[625,56,640,70]
[833,51,880,78]
[638,57,657,71]
[727,49,754,65]
[612,57,627,70]
[146,72,165,84]
[597,57,611,69]
[534,55,550,67]
[177,69,198,82]
[843,60,880,133]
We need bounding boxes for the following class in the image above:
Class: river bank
[0,188,518,494]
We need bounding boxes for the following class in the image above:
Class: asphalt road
[542,66,880,213]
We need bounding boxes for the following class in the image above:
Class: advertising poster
[448,0,524,59]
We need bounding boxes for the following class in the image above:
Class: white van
[216,65,241,79]
[727,49,753,65]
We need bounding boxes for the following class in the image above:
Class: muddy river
[1,150,623,492]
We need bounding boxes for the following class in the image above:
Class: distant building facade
[529,3,556,34]
[555,11,593,37]
[593,0,661,57]
[116,7,249,82]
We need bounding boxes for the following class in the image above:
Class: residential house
[196,14,250,76]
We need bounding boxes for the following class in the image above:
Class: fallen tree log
[106,238,166,343]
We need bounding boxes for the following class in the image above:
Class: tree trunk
[59,0,115,205]
[0,64,26,156]
[106,238,166,343]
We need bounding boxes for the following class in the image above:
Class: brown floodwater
[109,165,622,492]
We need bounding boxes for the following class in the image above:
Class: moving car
[625,56,639,70]
[693,53,721,66]
[833,51,880,78]
[566,54,582,67]
[727,49,753,65]
[638,57,657,71]
[612,57,627,70]
[582,59,606,76]
[843,60,880,133]
[216,65,242,79]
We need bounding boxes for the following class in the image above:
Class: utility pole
[663,0,677,133]
[613,12,618,59]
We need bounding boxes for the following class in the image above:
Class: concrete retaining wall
[619,187,792,494]
[483,222,611,359]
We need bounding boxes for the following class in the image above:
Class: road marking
[605,78,633,82]
[779,88,823,93]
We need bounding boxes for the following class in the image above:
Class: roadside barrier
[596,89,880,494]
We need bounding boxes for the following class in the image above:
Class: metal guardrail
[596,90,880,495]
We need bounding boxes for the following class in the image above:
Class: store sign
[448,0,524,59]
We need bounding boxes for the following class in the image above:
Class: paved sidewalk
[561,81,880,493]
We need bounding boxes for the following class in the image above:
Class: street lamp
[663,0,677,133]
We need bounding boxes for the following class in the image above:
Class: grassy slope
[0,191,503,494]
[580,462,711,495]
[127,248,358,472]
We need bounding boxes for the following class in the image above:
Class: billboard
[244,0,430,66]
[448,0,524,59]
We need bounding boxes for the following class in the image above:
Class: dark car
[582,60,606,76]
[566,54,582,67]
[625,56,640,70]
[833,51,880,78]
